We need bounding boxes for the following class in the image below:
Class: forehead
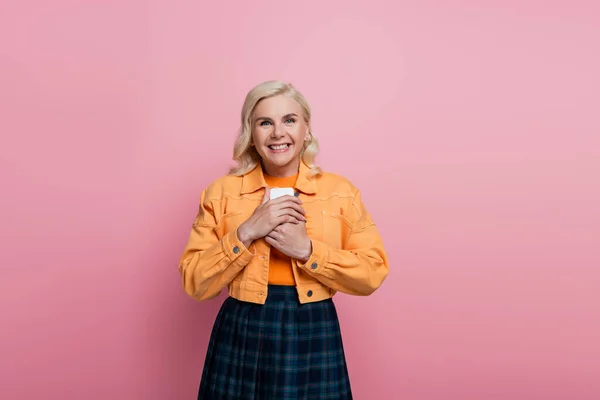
[252,95,303,118]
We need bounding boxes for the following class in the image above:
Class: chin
[267,157,295,167]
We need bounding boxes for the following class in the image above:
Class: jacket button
[311,262,318,270]
[233,246,239,254]
[307,290,313,297]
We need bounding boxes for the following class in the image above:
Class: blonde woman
[179,81,389,399]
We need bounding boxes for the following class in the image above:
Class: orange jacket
[178,161,389,304]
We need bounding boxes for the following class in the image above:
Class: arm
[295,190,389,296]
[178,188,253,301]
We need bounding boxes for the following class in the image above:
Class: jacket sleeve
[295,189,389,296]
[178,187,253,301]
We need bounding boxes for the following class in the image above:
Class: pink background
[1,1,599,399]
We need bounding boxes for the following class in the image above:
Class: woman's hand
[265,222,312,262]
[237,188,306,248]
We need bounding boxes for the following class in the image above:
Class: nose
[271,122,286,138]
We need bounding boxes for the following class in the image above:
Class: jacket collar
[241,160,317,195]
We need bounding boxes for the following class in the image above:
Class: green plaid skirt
[198,285,353,399]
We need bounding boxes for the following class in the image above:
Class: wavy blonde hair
[229,80,321,176]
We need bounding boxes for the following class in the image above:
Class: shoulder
[314,170,360,197]
[201,174,244,201]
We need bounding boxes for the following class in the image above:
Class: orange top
[264,173,298,286]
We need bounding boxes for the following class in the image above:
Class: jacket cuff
[222,229,253,265]
[296,239,328,275]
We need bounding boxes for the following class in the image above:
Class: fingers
[262,187,270,204]
[266,230,281,242]
[264,235,276,247]
[272,215,301,227]
[273,199,306,217]
[272,221,295,234]
[265,195,304,217]
[287,215,302,224]
[269,194,302,206]
[278,209,306,223]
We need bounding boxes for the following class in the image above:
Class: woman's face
[251,95,310,177]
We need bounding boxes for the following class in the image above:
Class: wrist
[298,239,312,263]
[237,224,253,247]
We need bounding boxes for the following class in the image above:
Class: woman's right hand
[237,188,305,248]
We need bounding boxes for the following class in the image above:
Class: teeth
[270,144,289,150]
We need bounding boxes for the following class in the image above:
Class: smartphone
[269,187,295,200]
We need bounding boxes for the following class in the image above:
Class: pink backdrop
[1,1,599,399]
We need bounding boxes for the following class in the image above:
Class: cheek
[297,122,309,137]
[252,129,268,145]
[293,125,309,144]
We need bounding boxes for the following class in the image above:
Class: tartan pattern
[198,285,353,399]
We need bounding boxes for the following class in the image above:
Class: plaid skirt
[198,285,353,400]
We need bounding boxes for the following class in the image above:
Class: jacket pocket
[214,211,244,239]
[310,210,352,250]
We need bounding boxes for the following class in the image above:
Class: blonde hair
[229,80,321,176]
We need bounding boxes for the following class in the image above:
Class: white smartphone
[269,187,295,200]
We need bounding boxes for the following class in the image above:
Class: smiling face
[251,94,310,177]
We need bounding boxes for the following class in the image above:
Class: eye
[259,120,272,126]
[285,118,296,124]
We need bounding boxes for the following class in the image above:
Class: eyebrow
[254,113,299,122]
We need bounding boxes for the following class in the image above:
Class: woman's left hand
[265,222,312,262]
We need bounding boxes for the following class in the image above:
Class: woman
[179,80,389,399]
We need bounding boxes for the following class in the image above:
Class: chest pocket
[214,211,245,240]
[306,210,353,250]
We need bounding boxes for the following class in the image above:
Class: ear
[304,130,311,141]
